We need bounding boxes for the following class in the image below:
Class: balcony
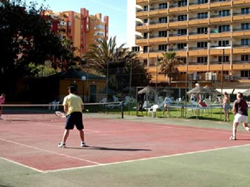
[189,3,209,11]
[233,13,250,22]
[136,23,149,32]
[135,37,148,45]
[136,0,148,5]
[210,0,231,8]
[148,35,167,44]
[136,10,149,18]
[233,0,250,6]
[149,8,168,17]
[233,29,250,37]
[148,22,168,30]
[210,15,231,24]
[168,6,188,14]
[189,18,209,26]
[232,45,250,54]
[210,31,231,39]
[168,35,187,42]
[188,33,208,41]
[178,64,208,72]
[168,20,187,28]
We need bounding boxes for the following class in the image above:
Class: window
[143,46,148,53]
[218,56,229,62]
[143,59,148,66]
[143,33,148,39]
[143,6,148,11]
[197,12,208,19]
[242,8,250,14]
[158,45,167,51]
[159,3,167,9]
[143,19,148,23]
[198,0,208,4]
[241,39,250,45]
[219,25,230,32]
[197,42,207,48]
[159,17,167,23]
[197,57,207,63]
[241,71,250,77]
[178,15,187,21]
[241,55,250,61]
[178,29,187,35]
[219,10,230,17]
[178,0,187,7]
[94,25,105,30]
[94,31,104,36]
[218,40,229,47]
[241,23,250,30]
[177,43,187,50]
[197,27,208,34]
[159,31,167,37]
[132,46,140,52]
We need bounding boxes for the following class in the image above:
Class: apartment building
[134,0,250,91]
[44,8,109,57]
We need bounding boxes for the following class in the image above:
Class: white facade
[126,0,136,49]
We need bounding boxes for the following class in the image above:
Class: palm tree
[83,36,150,91]
[158,51,184,85]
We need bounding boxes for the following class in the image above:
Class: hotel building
[133,0,250,93]
[43,8,109,57]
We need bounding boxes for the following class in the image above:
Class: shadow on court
[65,146,152,152]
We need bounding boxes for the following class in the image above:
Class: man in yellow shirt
[58,86,86,148]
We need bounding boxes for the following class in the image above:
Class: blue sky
[27,0,127,46]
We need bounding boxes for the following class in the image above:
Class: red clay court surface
[0,115,250,173]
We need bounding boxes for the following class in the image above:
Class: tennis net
[0,102,123,121]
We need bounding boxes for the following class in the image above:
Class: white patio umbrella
[138,86,155,95]
[187,86,212,95]
[243,88,250,96]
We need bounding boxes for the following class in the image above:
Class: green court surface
[1,114,250,187]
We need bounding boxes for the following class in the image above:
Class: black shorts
[65,112,84,130]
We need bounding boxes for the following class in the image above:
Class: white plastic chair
[101,98,107,103]
[49,100,60,110]
[148,104,159,118]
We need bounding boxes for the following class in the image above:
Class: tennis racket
[55,111,67,118]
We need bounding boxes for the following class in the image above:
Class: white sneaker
[229,136,236,140]
[58,142,66,148]
[81,141,86,147]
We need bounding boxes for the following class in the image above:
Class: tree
[0,0,79,100]
[83,36,150,92]
[158,51,184,85]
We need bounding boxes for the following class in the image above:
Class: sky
[27,0,128,46]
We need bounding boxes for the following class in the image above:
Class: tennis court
[1,112,250,187]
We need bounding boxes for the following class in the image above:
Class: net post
[121,101,124,119]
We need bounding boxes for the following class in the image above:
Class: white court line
[45,143,250,173]
[0,137,101,173]
[90,125,249,138]
[0,156,44,173]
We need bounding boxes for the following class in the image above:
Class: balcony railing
[149,35,167,38]
[189,31,208,35]
[149,21,168,25]
[150,7,168,11]
[210,14,231,18]
[233,28,250,32]
[210,61,230,64]
[189,17,208,20]
[168,33,187,37]
[233,44,250,48]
